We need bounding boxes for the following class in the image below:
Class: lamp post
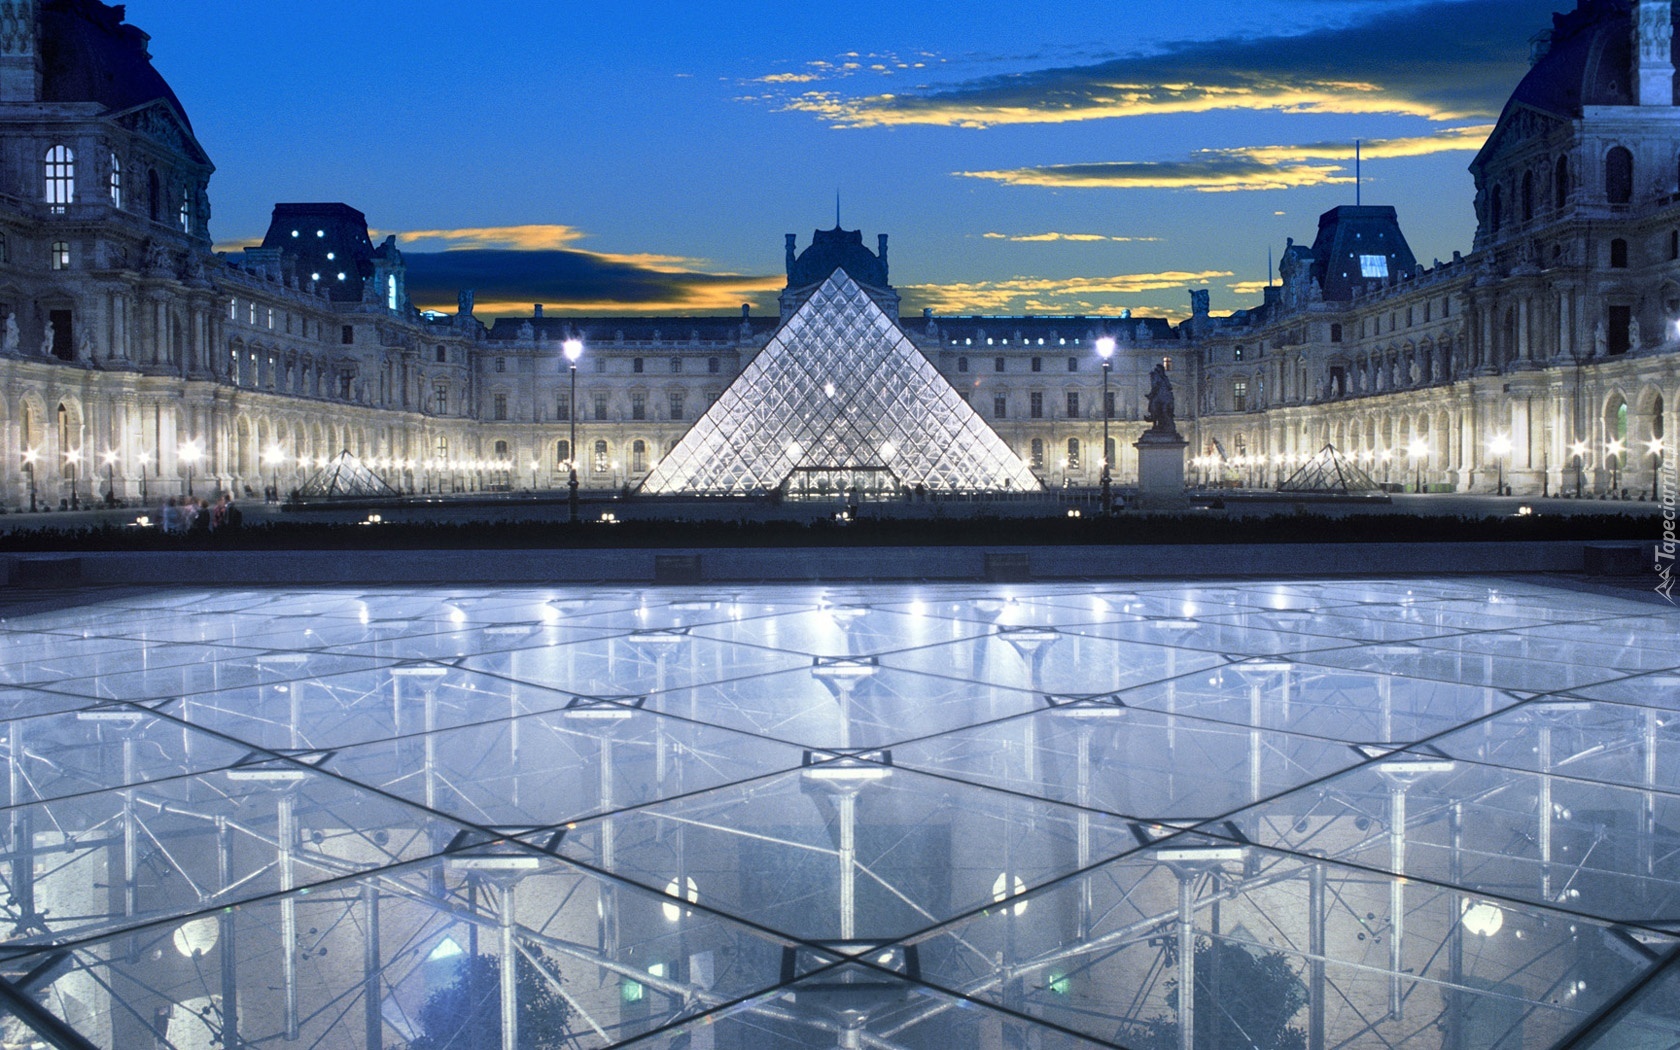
[64,447,80,510]
[262,445,285,502]
[1489,432,1511,496]
[22,448,37,512]
[1607,438,1624,495]
[137,451,149,503]
[1648,438,1664,500]
[1407,440,1427,493]
[1569,440,1588,498]
[1095,336,1115,513]
[529,459,539,492]
[101,449,118,505]
[181,439,202,498]
[564,337,583,522]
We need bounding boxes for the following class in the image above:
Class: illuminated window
[49,241,69,270]
[228,299,237,321]
[1030,438,1043,468]
[109,153,121,208]
[265,308,274,329]
[1359,255,1388,278]
[1161,356,1173,372]
[1067,438,1080,469]
[387,275,397,310]
[632,440,647,473]
[179,187,191,232]
[1233,380,1248,412]
[593,440,608,472]
[556,439,570,463]
[44,145,73,212]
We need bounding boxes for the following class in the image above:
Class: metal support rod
[1076,729,1091,937]
[1308,860,1325,1050]
[1388,784,1406,1022]
[278,793,299,1041]
[1446,803,1465,1050]
[1642,709,1658,889]
[500,882,519,1050]
[363,883,381,1050]
[1177,872,1196,1050]
[567,364,579,522]
[218,817,239,1050]
[600,736,617,958]
[1539,723,1553,902]
[8,721,33,935]
[839,791,857,941]
[122,738,137,918]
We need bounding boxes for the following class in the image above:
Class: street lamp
[261,445,285,501]
[22,447,37,512]
[1489,432,1512,496]
[64,447,81,510]
[529,458,540,491]
[1569,440,1588,498]
[101,449,118,505]
[1095,336,1115,513]
[180,439,203,497]
[1607,438,1625,494]
[563,337,583,522]
[1407,440,1428,493]
[1647,438,1664,500]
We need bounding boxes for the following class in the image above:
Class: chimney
[785,234,797,277]
[1635,0,1675,106]
[878,234,889,280]
[533,303,543,318]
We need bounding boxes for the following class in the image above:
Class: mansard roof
[1308,205,1418,302]
[260,203,377,303]
[485,316,780,344]
[41,0,194,131]
[1502,0,1673,119]
[788,226,888,291]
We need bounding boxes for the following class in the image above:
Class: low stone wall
[0,540,1647,587]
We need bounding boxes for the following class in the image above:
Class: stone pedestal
[1133,431,1189,509]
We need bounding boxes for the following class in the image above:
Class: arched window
[1490,184,1503,232]
[1067,438,1081,469]
[1029,438,1044,469]
[1555,154,1569,210]
[556,439,570,464]
[109,153,121,209]
[593,440,608,473]
[632,439,647,473]
[1521,170,1534,222]
[493,440,509,457]
[44,145,73,212]
[386,275,397,310]
[1606,147,1633,205]
[179,187,191,232]
[1610,238,1629,268]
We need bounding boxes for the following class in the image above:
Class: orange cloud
[904,270,1231,313]
[982,231,1164,243]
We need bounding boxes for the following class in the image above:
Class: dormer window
[1359,255,1388,278]
[109,153,121,209]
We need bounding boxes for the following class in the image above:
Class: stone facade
[0,0,1673,510]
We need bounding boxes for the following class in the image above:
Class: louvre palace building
[1,0,1678,507]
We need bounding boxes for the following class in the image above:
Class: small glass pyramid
[1278,443,1382,494]
[294,449,399,499]
[641,270,1042,496]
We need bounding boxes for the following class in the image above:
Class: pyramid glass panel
[295,449,399,498]
[641,269,1042,495]
[0,578,1674,1048]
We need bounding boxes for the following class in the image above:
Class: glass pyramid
[641,269,1041,496]
[295,449,400,499]
[1278,442,1382,494]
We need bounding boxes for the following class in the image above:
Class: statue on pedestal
[1145,361,1177,436]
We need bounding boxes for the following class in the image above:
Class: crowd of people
[156,494,243,534]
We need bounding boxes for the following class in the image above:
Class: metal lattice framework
[640,270,1042,496]
[295,450,399,499]
[0,579,1677,1049]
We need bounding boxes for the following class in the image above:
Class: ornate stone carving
[0,1,36,55]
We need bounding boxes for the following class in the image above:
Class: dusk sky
[127,0,1561,320]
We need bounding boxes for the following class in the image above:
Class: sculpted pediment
[1474,104,1566,169]
[112,101,212,166]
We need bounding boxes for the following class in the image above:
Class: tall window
[179,187,191,232]
[1030,356,1042,372]
[632,357,644,374]
[49,241,69,270]
[434,385,447,413]
[994,357,1005,372]
[630,392,646,420]
[554,396,569,420]
[670,357,682,373]
[436,346,447,363]
[1065,392,1079,417]
[707,356,720,374]
[632,440,647,473]
[1067,438,1080,470]
[493,440,509,458]
[593,440,608,473]
[957,356,968,372]
[556,439,571,464]
[1610,238,1628,268]
[493,393,507,420]
[1030,438,1044,468]
[1067,356,1078,372]
[993,394,1007,419]
[668,391,684,420]
[593,394,608,420]
[109,153,121,208]
[1029,392,1043,419]
[44,146,73,212]
[1232,380,1248,412]
[1606,147,1633,205]
[387,275,398,310]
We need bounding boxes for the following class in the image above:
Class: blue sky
[127,0,1561,319]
